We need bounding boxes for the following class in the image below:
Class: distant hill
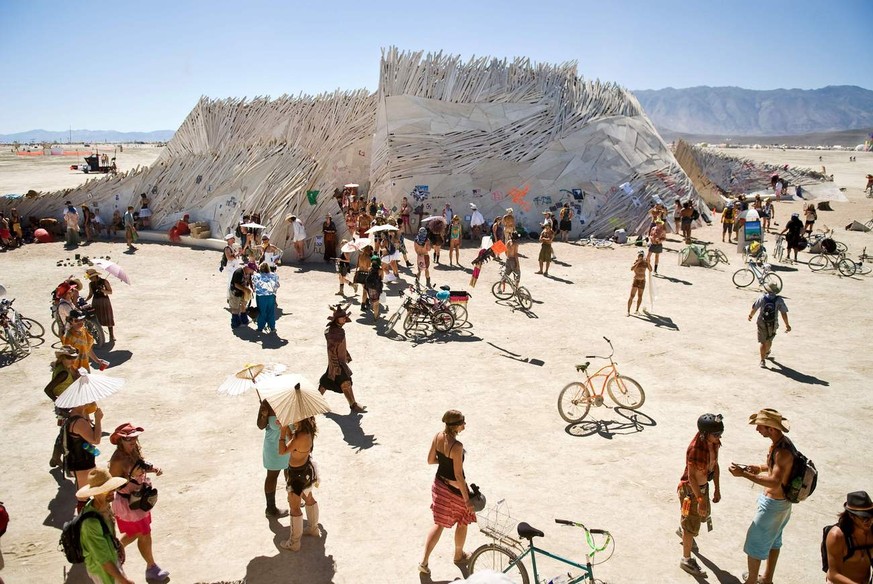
[0,129,175,143]
[660,127,873,148]
[633,85,873,136]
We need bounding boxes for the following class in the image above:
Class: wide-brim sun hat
[224,234,235,240]
[110,422,145,445]
[75,468,127,500]
[748,408,789,432]
[845,491,873,518]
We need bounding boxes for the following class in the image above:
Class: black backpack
[777,436,818,504]
[691,208,700,221]
[219,247,230,271]
[59,511,113,564]
[761,296,779,324]
[821,524,873,575]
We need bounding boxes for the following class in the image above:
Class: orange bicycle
[558,336,645,423]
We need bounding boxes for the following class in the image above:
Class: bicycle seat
[517,522,544,540]
[439,285,450,291]
[575,362,590,372]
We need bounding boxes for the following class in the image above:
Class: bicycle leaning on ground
[808,250,857,277]
[0,298,44,357]
[491,259,533,310]
[678,242,729,268]
[469,499,615,584]
[557,336,645,423]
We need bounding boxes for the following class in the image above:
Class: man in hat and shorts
[228,262,256,329]
[825,491,873,583]
[76,467,133,584]
[285,214,307,262]
[729,409,796,584]
[748,283,790,368]
[318,305,366,413]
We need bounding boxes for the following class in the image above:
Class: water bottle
[547,574,571,584]
[82,442,100,457]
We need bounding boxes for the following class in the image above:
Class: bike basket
[449,290,470,304]
[477,500,519,543]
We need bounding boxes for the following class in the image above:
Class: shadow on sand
[242,517,336,584]
[324,411,378,452]
[44,467,76,530]
[630,310,679,331]
[767,359,830,386]
[486,342,545,367]
[566,407,656,439]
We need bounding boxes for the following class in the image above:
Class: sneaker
[760,360,766,368]
[350,402,367,414]
[680,557,707,578]
[675,528,699,551]
[145,564,170,583]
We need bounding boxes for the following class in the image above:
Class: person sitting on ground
[175,214,190,236]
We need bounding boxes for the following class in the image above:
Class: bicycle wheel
[607,375,645,409]
[808,254,829,272]
[402,311,418,333]
[516,287,533,310]
[836,241,848,253]
[20,317,45,338]
[837,258,857,277]
[3,326,21,356]
[701,250,717,268]
[448,303,468,327]
[491,280,513,301]
[431,309,455,332]
[86,318,105,347]
[469,544,529,584]
[732,269,755,288]
[715,249,729,265]
[761,273,783,293]
[51,319,62,339]
[386,307,405,331]
[856,262,872,276]
[13,324,31,356]
[595,239,613,249]
[678,247,690,266]
[558,382,592,423]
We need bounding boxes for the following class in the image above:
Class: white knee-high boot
[281,515,304,551]
[304,503,320,537]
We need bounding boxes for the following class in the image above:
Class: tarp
[846,220,870,232]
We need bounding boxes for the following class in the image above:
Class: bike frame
[501,541,594,583]
[580,361,619,399]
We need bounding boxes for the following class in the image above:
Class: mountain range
[0,129,175,143]
[633,85,873,137]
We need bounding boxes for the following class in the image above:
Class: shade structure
[91,259,131,285]
[55,369,125,408]
[264,379,331,426]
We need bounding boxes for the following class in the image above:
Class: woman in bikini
[419,410,475,576]
[278,416,320,551]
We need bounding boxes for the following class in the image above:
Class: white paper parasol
[420,216,445,223]
[340,238,371,253]
[264,377,331,426]
[217,364,265,397]
[91,259,131,285]
[240,222,266,230]
[55,368,125,408]
[343,183,359,188]
[365,224,399,234]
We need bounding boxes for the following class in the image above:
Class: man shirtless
[825,491,873,584]
[504,235,520,282]
[627,250,651,315]
[730,409,796,584]
[413,228,432,288]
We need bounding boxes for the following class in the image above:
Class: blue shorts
[743,494,792,560]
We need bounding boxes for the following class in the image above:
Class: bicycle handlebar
[555,519,575,526]
[602,336,611,344]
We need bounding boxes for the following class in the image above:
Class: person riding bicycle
[678,413,723,578]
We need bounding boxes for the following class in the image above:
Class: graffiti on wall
[410,185,430,202]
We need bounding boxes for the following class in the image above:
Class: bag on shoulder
[819,524,872,574]
[761,297,779,324]
[128,479,159,512]
[781,438,818,504]
[691,208,700,221]
[60,511,113,564]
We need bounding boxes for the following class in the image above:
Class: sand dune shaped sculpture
[3,48,703,251]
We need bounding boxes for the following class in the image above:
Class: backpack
[777,437,818,504]
[820,524,873,575]
[761,296,779,324]
[691,208,700,221]
[60,510,113,564]
[219,247,230,271]
[560,207,569,220]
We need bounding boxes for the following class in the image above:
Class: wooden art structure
[3,48,706,253]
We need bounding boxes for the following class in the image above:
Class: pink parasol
[91,259,130,285]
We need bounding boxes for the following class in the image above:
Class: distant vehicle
[70,154,116,174]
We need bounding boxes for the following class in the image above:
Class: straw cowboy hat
[84,268,101,279]
[75,468,127,500]
[845,491,873,518]
[748,408,789,433]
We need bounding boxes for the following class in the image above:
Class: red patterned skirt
[431,478,476,528]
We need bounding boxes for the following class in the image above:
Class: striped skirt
[91,296,114,327]
[431,478,476,528]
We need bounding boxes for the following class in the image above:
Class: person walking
[322,215,338,263]
[122,206,137,250]
[85,269,116,343]
[257,400,290,518]
[108,423,170,584]
[65,403,103,508]
[278,417,321,552]
[722,204,735,244]
[364,257,384,323]
[536,224,554,276]
[64,201,80,248]
[317,305,366,413]
[729,409,796,584]
[804,202,817,235]
[61,310,107,372]
[677,414,723,578]
[448,215,462,267]
[680,201,694,244]
[748,283,790,368]
[138,193,152,230]
[253,262,280,334]
[399,197,412,235]
[285,214,307,262]
[824,491,873,584]
[647,220,666,274]
[627,250,651,315]
[419,410,476,576]
[469,204,485,241]
[780,213,804,264]
[335,241,357,297]
[414,228,432,288]
[75,468,133,584]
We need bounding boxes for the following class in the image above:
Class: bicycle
[51,299,105,347]
[807,227,848,254]
[557,336,645,423]
[851,248,873,276]
[0,298,33,357]
[772,235,785,263]
[491,259,533,310]
[808,250,857,277]
[732,258,784,292]
[389,285,455,334]
[678,242,729,268]
[470,500,615,584]
[578,235,614,249]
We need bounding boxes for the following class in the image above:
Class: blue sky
[1,0,870,133]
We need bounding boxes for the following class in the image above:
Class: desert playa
[1,148,872,583]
